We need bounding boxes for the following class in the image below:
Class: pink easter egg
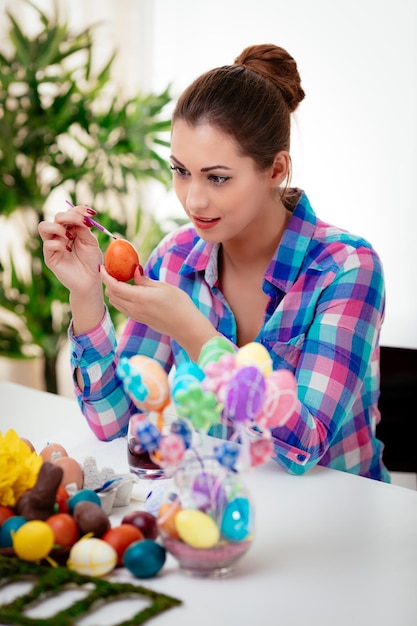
[256,370,297,428]
[250,438,274,467]
[159,434,186,466]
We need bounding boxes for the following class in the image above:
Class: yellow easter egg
[13,520,54,562]
[67,537,117,577]
[235,342,273,376]
[128,355,170,411]
[175,509,220,549]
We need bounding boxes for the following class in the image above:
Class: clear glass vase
[157,453,254,578]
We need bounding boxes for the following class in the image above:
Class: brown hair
[172,44,305,172]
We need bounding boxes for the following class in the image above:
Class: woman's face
[170,121,278,243]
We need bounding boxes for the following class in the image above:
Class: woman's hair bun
[234,43,305,113]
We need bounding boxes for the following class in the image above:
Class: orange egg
[128,355,170,411]
[54,456,84,490]
[158,501,182,539]
[104,239,139,282]
[40,443,68,463]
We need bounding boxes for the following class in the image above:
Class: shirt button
[297,454,306,463]
[72,351,78,359]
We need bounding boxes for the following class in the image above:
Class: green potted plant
[0,0,176,393]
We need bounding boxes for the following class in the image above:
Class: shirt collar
[178,190,317,293]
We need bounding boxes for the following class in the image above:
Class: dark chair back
[376,346,417,473]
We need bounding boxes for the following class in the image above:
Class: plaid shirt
[70,190,389,481]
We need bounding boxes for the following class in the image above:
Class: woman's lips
[192,216,220,230]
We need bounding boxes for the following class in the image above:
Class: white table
[1,381,417,626]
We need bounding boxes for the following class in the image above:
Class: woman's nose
[185,180,208,212]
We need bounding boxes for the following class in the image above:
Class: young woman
[38,44,389,481]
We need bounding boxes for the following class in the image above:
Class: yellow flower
[0,429,43,508]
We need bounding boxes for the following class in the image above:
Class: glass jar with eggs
[117,336,298,578]
[157,452,255,578]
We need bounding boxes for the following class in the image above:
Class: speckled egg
[67,538,117,576]
[175,509,220,548]
[40,442,68,463]
[123,539,166,578]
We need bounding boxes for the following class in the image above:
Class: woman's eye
[170,165,188,177]
[208,174,230,185]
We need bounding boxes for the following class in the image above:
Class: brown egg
[20,437,36,453]
[40,442,68,463]
[54,456,84,490]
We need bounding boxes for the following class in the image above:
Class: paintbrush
[65,200,117,239]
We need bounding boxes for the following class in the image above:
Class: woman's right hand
[38,205,103,294]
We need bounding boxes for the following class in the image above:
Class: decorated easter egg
[67,538,117,576]
[123,539,166,578]
[159,433,185,465]
[224,365,266,422]
[175,509,220,548]
[127,355,170,411]
[255,369,298,428]
[249,437,274,467]
[191,471,227,514]
[104,238,139,282]
[68,489,101,514]
[170,419,193,449]
[13,520,55,561]
[171,361,205,400]
[198,336,235,370]
[221,497,253,542]
[0,516,27,548]
[235,342,273,376]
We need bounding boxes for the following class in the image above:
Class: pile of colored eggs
[155,455,254,577]
[0,434,167,580]
[1,497,166,578]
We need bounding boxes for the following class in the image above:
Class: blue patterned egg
[171,362,204,400]
[221,497,253,542]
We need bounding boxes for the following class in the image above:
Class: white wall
[1,0,416,349]
[148,0,417,349]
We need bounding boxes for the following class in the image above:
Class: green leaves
[0,0,175,390]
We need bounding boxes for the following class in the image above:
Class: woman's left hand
[100,265,218,360]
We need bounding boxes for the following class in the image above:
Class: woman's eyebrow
[170,156,232,173]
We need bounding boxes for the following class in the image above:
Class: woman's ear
[270,151,290,186]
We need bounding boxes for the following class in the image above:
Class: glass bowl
[157,455,254,578]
